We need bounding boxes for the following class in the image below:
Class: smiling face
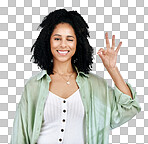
[50,23,77,63]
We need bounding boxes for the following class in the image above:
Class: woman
[10,9,141,144]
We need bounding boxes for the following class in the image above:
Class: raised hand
[97,32,122,70]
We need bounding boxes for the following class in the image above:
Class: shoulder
[88,72,106,83]
[87,72,107,87]
[24,71,43,88]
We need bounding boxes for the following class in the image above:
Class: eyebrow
[53,34,75,39]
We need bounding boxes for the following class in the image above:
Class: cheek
[70,42,77,49]
[50,40,59,48]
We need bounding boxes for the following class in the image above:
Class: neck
[53,61,75,75]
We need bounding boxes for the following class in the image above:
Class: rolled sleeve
[114,81,141,112]
[109,81,141,130]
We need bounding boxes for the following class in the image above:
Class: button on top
[63,100,66,103]
[59,138,62,142]
[63,109,66,113]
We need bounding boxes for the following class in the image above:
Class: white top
[37,89,86,144]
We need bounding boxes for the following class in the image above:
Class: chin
[53,57,72,63]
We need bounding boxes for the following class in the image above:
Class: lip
[57,50,70,52]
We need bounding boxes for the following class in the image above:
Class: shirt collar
[37,65,89,81]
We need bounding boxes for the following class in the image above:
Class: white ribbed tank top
[37,89,86,144]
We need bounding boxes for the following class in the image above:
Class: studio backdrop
[0,0,147,143]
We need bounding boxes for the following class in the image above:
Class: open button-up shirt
[10,65,141,144]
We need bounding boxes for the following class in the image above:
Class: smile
[57,50,70,56]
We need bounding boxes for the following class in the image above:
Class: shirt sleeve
[10,85,30,144]
[109,81,141,130]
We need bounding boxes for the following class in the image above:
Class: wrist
[106,65,118,73]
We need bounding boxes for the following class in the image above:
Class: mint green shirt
[10,66,141,144]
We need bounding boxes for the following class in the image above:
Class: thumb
[97,51,105,60]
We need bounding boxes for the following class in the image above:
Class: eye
[68,39,73,41]
[54,38,60,41]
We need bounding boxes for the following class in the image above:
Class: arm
[97,32,132,99]
[10,85,30,144]
[108,81,141,129]
[107,66,133,99]
[98,32,141,129]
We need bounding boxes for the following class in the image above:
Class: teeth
[58,50,69,54]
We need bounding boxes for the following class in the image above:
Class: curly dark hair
[30,8,94,75]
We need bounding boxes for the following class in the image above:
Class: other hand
[97,32,122,70]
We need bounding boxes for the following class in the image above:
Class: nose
[60,39,67,48]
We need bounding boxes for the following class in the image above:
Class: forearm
[107,66,133,99]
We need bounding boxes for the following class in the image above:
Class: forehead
[52,23,75,34]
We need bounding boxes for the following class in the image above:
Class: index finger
[112,35,115,49]
[105,32,110,48]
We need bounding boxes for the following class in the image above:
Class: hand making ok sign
[97,32,122,70]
